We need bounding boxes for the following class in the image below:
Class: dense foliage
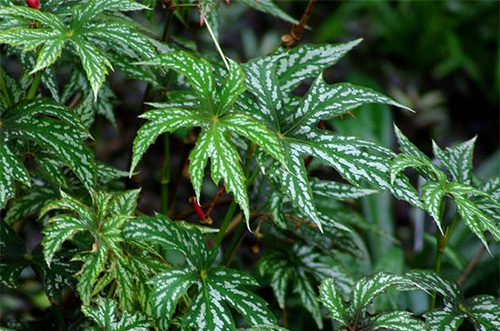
[1,1,498,330]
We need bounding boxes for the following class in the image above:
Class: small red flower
[26,0,40,10]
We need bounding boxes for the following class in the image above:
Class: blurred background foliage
[1,1,498,330]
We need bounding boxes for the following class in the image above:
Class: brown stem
[457,245,487,286]
[282,307,288,328]
[205,184,225,218]
[281,0,317,48]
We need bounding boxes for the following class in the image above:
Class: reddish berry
[26,0,40,10]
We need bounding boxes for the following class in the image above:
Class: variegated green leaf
[74,244,107,305]
[40,191,139,309]
[276,147,322,229]
[123,214,208,267]
[82,297,150,331]
[134,51,288,223]
[0,134,30,208]
[319,278,348,324]
[125,214,275,330]
[0,7,65,29]
[236,326,290,331]
[219,113,285,167]
[3,186,57,225]
[182,267,275,331]
[424,305,464,331]
[368,311,426,331]
[218,59,246,114]
[294,270,323,328]
[444,181,500,250]
[466,295,500,331]
[409,271,499,331]
[70,37,112,99]
[239,43,417,229]
[389,154,428,184]
[0,28,63,52]
[290,134,422,209]
[286,80,411,133]
[433,137,476,185]
[31,37,66,73]
[453,194,500,250]
[421,181,446,233]
[131,108,203,174]
[269,190,287,228]
[260,244,352,328]
[405,270,461,303]
[140,52,216,112]
[207,127,249,221]
[320,272,430,331]
[475,177,500,224]
[1,2,155,97]
[351,272,410,310]
[151,267,199,330]
[108,189,141,216]
[274,40,363,94]
[241,56,283,131]
[1,99,94,206]
[393,125,429,160]
[96,162,129,180]
[42,215,87,264]
[310,178,378,200]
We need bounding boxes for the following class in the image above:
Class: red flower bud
[26,0,40,10]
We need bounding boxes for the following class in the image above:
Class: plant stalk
[281,0,317,47]
[222,222,246,266]
[213,199,238,247]
[457,245,487,286]
[157,4,175,214]
[26,71,42,99]
[430,208,459,310]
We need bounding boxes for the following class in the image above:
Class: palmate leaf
[133,52,286,222]
[319,272,425,331]
[122,214,276,330]
[40,190,140,309]
[390,130,500,250]
[0,98,94,208]
[406,270,500,331]
[82,297,151,331]
[259,244,353,328]
[0,0,154,97]
[241,41,419,229]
